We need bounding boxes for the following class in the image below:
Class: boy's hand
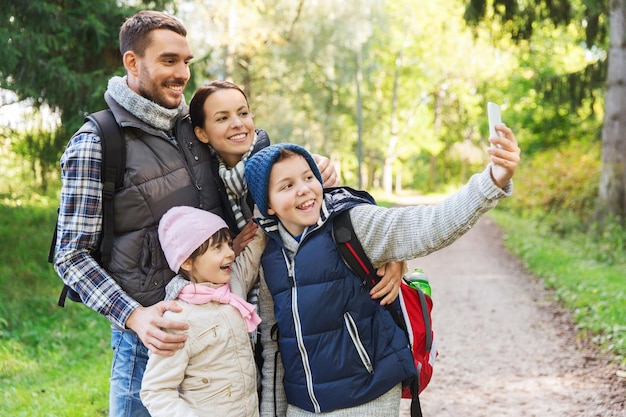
[488,124,521,188]
[312,153,339,187]
[126,301,188,355]
[370,261,404,305]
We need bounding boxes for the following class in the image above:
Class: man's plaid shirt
[54,129,139,329]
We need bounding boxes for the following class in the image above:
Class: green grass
[491,209,626,364]
[0,195,110,416]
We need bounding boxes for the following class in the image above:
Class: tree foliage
[3,0,622,218]
[1,0,173,132]
[1,0,174,187]
[464,0,626,225]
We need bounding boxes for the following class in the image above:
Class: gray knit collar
[107,76,185,131]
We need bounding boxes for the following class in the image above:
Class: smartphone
[488,102,502,139]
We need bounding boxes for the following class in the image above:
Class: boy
[245,128,519,416]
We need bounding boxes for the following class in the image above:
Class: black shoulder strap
[332,210,380,290]
[51,109,125,307]
[86,109,125,266]
[332,210,408,334]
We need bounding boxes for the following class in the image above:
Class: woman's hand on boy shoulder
[488,124,521,189]
[312,153,339,187]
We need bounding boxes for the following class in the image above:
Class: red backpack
[333,209,437,417]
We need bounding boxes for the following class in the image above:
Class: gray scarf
[107,76,185,131]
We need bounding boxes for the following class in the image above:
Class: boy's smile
[267,155,323,236]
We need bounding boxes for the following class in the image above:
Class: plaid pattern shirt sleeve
[53,129,139,328]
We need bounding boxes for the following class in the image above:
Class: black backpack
[48,109,126,307]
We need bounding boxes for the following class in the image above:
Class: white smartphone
[487,102,502,139]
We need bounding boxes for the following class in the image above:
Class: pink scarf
[178,284,261,332]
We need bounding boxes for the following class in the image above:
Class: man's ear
[123,51,139,76]
[194,126,209,144]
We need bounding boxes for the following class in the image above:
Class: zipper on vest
[285,250,321,412]
[344,313,374,373]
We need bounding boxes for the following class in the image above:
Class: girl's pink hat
[158,206,228,272]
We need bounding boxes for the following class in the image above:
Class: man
[54,11,217,416]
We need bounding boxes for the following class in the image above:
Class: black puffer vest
[104,94,223,306]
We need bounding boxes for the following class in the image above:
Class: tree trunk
[383,50,402,194]
[595,0,626,224]
[356,48,364,190]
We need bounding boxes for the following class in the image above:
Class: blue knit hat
[245,143,323,218]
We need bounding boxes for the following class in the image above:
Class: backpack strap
[332,209,423,417]
[87,110,126,265]
[332,210,380,290]
[53,109,125,307]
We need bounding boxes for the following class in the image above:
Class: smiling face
[267,154,323,236]
[124,29,192,109]
[180,231,235,285]
[193,88,255,167]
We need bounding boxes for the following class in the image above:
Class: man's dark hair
[119,10,187,57]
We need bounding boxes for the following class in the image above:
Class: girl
[140,206,266,417]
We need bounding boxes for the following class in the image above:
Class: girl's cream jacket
[141,230,267,417]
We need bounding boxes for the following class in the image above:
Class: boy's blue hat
[245,143,323,218]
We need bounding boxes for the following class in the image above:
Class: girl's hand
[232,220,258,256]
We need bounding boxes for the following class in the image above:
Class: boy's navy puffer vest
[103,94,224,307]
[259,187,416,413]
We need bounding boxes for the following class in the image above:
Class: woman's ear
[194,126,209,144]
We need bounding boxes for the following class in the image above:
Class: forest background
[1,0,625,415]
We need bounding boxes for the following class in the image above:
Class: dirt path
[406,216,625,417]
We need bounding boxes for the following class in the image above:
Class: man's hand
[370,261,404,306]
[125,301,189,356]
[488,124,521,188]
[311,153,339,187]
[232,219,258,256]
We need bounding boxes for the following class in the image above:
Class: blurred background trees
[1,0,624,231]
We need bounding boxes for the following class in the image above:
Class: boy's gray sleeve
[350,166,512,267]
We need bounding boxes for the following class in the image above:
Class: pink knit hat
[158,206,229,273]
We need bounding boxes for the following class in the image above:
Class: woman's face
[194,88,255,167]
